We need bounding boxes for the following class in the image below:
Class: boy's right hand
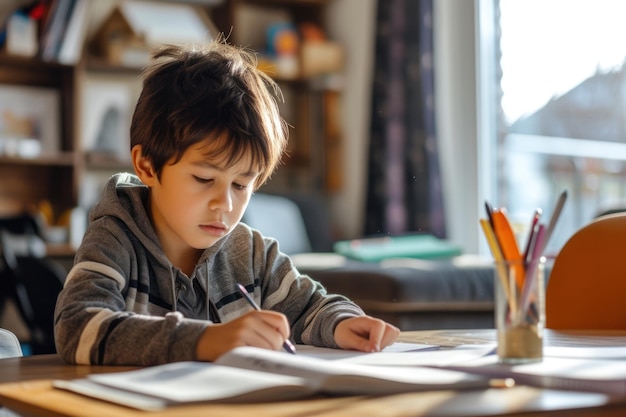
[195,310,291,361]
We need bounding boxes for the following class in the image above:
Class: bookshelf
[0,0,344,252]
[0,52,79,219]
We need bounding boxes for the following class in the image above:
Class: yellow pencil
[480,218,515,312]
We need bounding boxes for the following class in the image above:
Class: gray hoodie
[54,173,363,366]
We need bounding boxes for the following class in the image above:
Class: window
[479,0,626,255]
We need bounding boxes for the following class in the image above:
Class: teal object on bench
[333,234,462,262]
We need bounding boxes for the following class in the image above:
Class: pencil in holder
[494,257,546,364]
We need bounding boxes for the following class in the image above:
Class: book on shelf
[57,0,91,65]
[39,0,91,64]
[53,346,495,411]
[39,0,75,61]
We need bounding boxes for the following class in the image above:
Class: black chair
[0,213,65,355]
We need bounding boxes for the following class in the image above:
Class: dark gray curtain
[365,0,445,238]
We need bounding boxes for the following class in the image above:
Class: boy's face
[140,136,259,262]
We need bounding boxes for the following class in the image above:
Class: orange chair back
[546,213,626,329]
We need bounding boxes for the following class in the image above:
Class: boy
[54,40,399,366]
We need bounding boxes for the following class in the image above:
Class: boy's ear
[132,145,157,186]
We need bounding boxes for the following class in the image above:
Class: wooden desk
[1,329,626,417]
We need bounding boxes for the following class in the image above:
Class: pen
[522,208,542,264]
[236,283,297,354]
[519,224,546,315]
[538,189,568,255]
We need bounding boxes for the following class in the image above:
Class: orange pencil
[491,208,525,290]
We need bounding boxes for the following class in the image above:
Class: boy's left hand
[334,316,400,352]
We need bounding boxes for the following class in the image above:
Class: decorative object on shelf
[259,20,344,80]
[5,8,38,57]
[265,22,300,79]
[0,84,60,158]
[298,22,344,78]
[90,1,215,68]
[89,6,150,68]
[81,79,132,163]
[1,1,46,58]
[120,1,216,47]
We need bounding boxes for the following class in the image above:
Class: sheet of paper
[218,346,492,396]
[545,345,626,359]
[295,342,439,360]
[296,343,496,366]
[86,361,309,402]
[338,344,496,366]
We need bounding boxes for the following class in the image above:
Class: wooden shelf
[0,53,72,69]
[84,153,133,171]
[85,56,145,74]
[0,153,76,167]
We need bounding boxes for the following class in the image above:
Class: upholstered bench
[294,254,495,331]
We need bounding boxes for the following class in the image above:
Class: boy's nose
[209,188,233,212]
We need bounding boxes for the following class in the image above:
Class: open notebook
[53,346,496,411]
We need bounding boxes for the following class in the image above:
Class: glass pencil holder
[494,257,546,364]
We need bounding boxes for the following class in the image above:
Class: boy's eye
[233,183,248,190]
[193,175,212,184]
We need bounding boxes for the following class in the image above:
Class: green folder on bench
[333,234,462,262]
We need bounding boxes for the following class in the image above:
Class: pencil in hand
[236,283,297,354]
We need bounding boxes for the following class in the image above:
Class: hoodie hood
[89,173,163,257]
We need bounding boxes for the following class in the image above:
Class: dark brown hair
[130,40,288,188]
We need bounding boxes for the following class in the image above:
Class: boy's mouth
[199,222,228,236]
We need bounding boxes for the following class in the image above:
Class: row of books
[3,0,93,64]
[39,0,91,65]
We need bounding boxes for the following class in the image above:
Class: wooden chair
[546,212,626,329]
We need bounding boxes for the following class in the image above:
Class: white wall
[324,0,377,239]
[325,0,482,253]
[434,0,481,254]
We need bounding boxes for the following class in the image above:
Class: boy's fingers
[364,320,386,351]
[380,324,401,349]
[247,310,291,348]
[335,316,401,352]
